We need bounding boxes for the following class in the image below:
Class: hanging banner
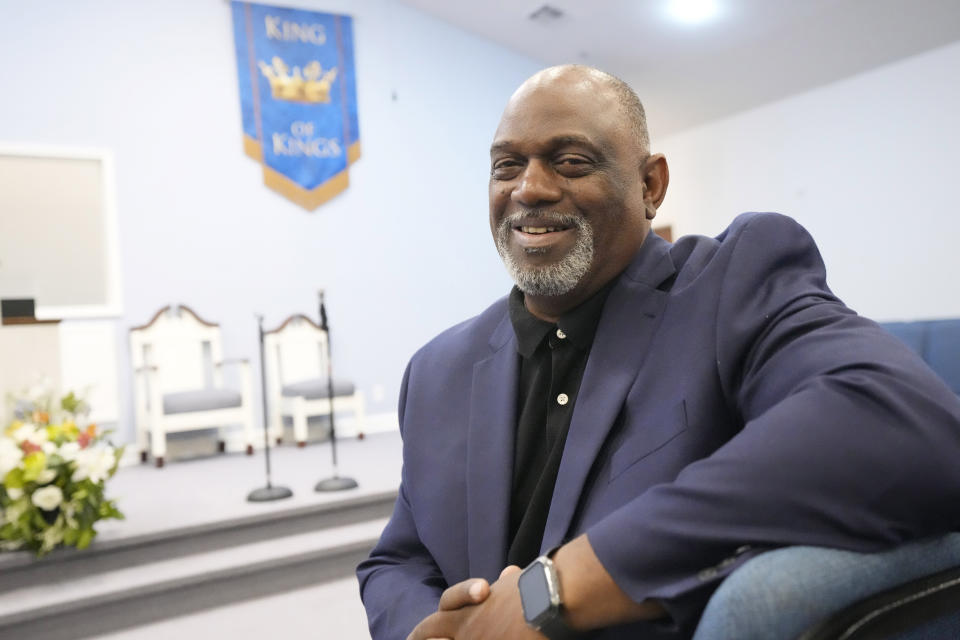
[231,2,360,210]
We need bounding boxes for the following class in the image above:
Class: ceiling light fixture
[666,0,719,25]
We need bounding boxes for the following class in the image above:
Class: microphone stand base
[247,485,294,502]
[315,476,358,492]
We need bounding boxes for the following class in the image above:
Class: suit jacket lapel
[542,233,677,549]
[466,312,518,580]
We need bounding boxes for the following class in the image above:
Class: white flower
[37,469,57,484]
[11,423,36,444]
[42,441,56,455]
[24,427,48,447]
[58,441,80,462]
[0,438,23,475]
[72,447,115,484]
[6,487,23,500]
[31,485,63,511]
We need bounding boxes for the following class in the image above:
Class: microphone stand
[248,314,293,502]
[315,290,358,491]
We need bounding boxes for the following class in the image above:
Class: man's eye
[491,160,522,177]
[555,156,593,175]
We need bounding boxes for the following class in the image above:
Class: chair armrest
[797,562,960,639]
[693,533,960,640]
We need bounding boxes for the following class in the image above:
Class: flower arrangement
[0,388,124,556]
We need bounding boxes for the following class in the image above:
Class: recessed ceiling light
[666,0,719,25]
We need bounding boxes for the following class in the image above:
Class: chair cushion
[163,389,243,415]
[281,378,356,399]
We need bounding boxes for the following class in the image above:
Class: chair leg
[140,450,148,463]
[292,397,308,447]
[354,392,367,440]
[218,440,226,453]
[151,419,166,468]
[246,444,254,455]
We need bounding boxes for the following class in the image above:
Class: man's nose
[511,160,562,206]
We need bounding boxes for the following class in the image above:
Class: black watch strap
[537,612,579,640]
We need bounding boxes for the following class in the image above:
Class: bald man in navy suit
[357,65,960,640]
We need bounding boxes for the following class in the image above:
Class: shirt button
[557,393,569,406]
[556,329,567,340]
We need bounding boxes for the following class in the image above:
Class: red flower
[78,424,97,449]
[21,441,41,454]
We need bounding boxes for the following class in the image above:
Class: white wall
[654,40,960,322]
[0,0,536,444]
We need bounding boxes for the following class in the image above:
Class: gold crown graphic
[258,57,338,104]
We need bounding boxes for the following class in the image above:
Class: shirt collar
[509,287,553,358]
[508,280,616,357]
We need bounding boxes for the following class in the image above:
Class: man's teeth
[520,226,564,234]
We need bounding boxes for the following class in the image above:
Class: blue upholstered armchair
[692,319,960,639]
[693,532,960,639]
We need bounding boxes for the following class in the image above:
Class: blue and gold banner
[231,2,360,210]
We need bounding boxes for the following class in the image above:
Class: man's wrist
[551,534,667,630]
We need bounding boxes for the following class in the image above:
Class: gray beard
[495,211,594,297]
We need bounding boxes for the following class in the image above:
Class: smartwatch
[518,549,578,639]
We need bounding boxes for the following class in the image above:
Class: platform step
[0,489,396,593]
[0,518,388,640]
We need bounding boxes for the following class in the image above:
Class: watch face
[519,562,553,623]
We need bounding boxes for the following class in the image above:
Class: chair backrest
[880,319,960,394]
[924,319,960,395]
[263,315,328,390]
[129,305,223,393]
[878,321,926,357]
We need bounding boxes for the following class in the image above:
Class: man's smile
[508,215,579,251]
[518,225,568,234]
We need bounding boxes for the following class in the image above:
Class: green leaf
[4,467,24,489]
[76,528,93,549]
[63,527,79,545]
[22,452,46,482]
[60,392,80,414]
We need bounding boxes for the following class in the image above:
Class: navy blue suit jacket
[358,213,960,639]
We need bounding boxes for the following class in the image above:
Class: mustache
[499,210,585,229]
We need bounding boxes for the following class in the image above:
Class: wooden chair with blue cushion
[263,314,366,447]
[130,305,256,467]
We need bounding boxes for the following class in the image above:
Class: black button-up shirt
[507,283,614,566]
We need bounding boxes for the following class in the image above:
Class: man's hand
[408,566,541,640]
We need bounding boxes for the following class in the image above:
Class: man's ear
[643,154,669,216]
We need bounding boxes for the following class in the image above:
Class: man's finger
[438,578,490,610]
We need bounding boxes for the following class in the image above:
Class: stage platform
[0,431,402,639]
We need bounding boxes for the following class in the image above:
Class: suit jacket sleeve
[586,213,960,625]
[357,363,446,640]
